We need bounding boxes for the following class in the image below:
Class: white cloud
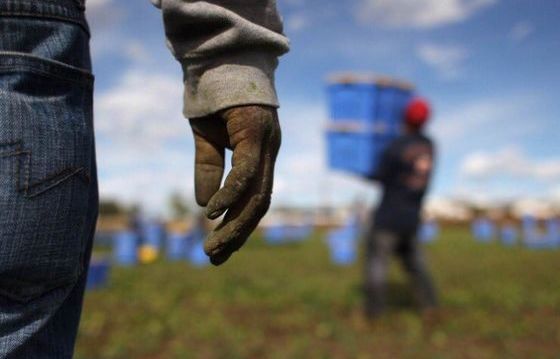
[510,21,534,42]
[94,69,195,213]
[87,0,112,10]
[86,0,153,64]
[95,70,185,146]
[123,41,153,64]
[551,186,560,203]
[430,93,538,148]
[416,43,468,79]
[355,0,497,29]
[460,147,560,182]
[286,13,308,32]
[86,0,122,29]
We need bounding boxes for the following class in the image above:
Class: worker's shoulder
[398,133,432,145]
[395,134,434,153]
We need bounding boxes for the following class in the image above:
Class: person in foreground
[0,0,288,357]
[363,98,439,319]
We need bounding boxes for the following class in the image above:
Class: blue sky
[86,0,560,214]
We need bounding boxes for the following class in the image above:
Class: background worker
[0,0,288,356]
[364,98,439,318]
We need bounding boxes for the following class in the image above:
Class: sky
[86,0,560,214]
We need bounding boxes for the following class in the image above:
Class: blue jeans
[0,0,97,357]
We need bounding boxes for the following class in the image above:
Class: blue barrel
[291,224,313,241]
[327,229,357,266]
[166,232,187,261]
[265,224,314,244]
[86,258,111,290]
[264,225,287,245]
[186,230,209,267]
[524,234,551,250]
[522,215,537,238]
[113,230,138,266]
[143,222,164,250]
[419,221,439,243]
[327,219,360,266]
[546,219,560,248]
[521,216,548,249]
[472,218,495,242]
[500,225,518,246]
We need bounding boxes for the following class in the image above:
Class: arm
[153,0,289,265]
[152,0,290,118]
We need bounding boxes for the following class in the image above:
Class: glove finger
[205,134,263,219]
[192,130,225,207]
[205,124,280,265]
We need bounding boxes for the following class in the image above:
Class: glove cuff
[181,51,280,119]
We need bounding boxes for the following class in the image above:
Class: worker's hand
[189,106,281,266]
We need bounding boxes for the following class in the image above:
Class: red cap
[404,97,431,128]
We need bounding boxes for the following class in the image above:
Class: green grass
[76,227,560,359]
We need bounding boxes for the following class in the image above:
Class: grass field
[75,227,560,359]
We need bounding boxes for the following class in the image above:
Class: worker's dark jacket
[372,133,435,235]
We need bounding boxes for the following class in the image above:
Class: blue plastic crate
[546,219,559,244]
[86,259,111,290]
[522,215,537,237]
[328,82,413,129]
[326,131,392,177]
[264,224,313,244]
[327,229,358,266]
[187,240,209,267]
[392,88,414,132]
[471,218,495,242]
[419,221,439,243]
[524,235,557,250]
[166,232,187,261]
[113,230,138,266]
[500,225,518,246]
[326,217,361,266]
[186,229,209,267]
[143,222,164,250]
[326,78,414,177]
[328,83,378,123]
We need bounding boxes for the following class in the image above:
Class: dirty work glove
[189,106,281,266]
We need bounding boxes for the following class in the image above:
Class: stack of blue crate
[326,74,414,177]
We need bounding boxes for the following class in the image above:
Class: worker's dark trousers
[364,229,438,317]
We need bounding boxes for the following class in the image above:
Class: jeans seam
[25,167,90,198]
[0,0,89,35]
[0,13,88,35]
[0,51,94,86]
[1,141,90,198]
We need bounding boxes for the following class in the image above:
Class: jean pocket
[0,52,94,303]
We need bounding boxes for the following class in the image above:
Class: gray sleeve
[152,0,290,118]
